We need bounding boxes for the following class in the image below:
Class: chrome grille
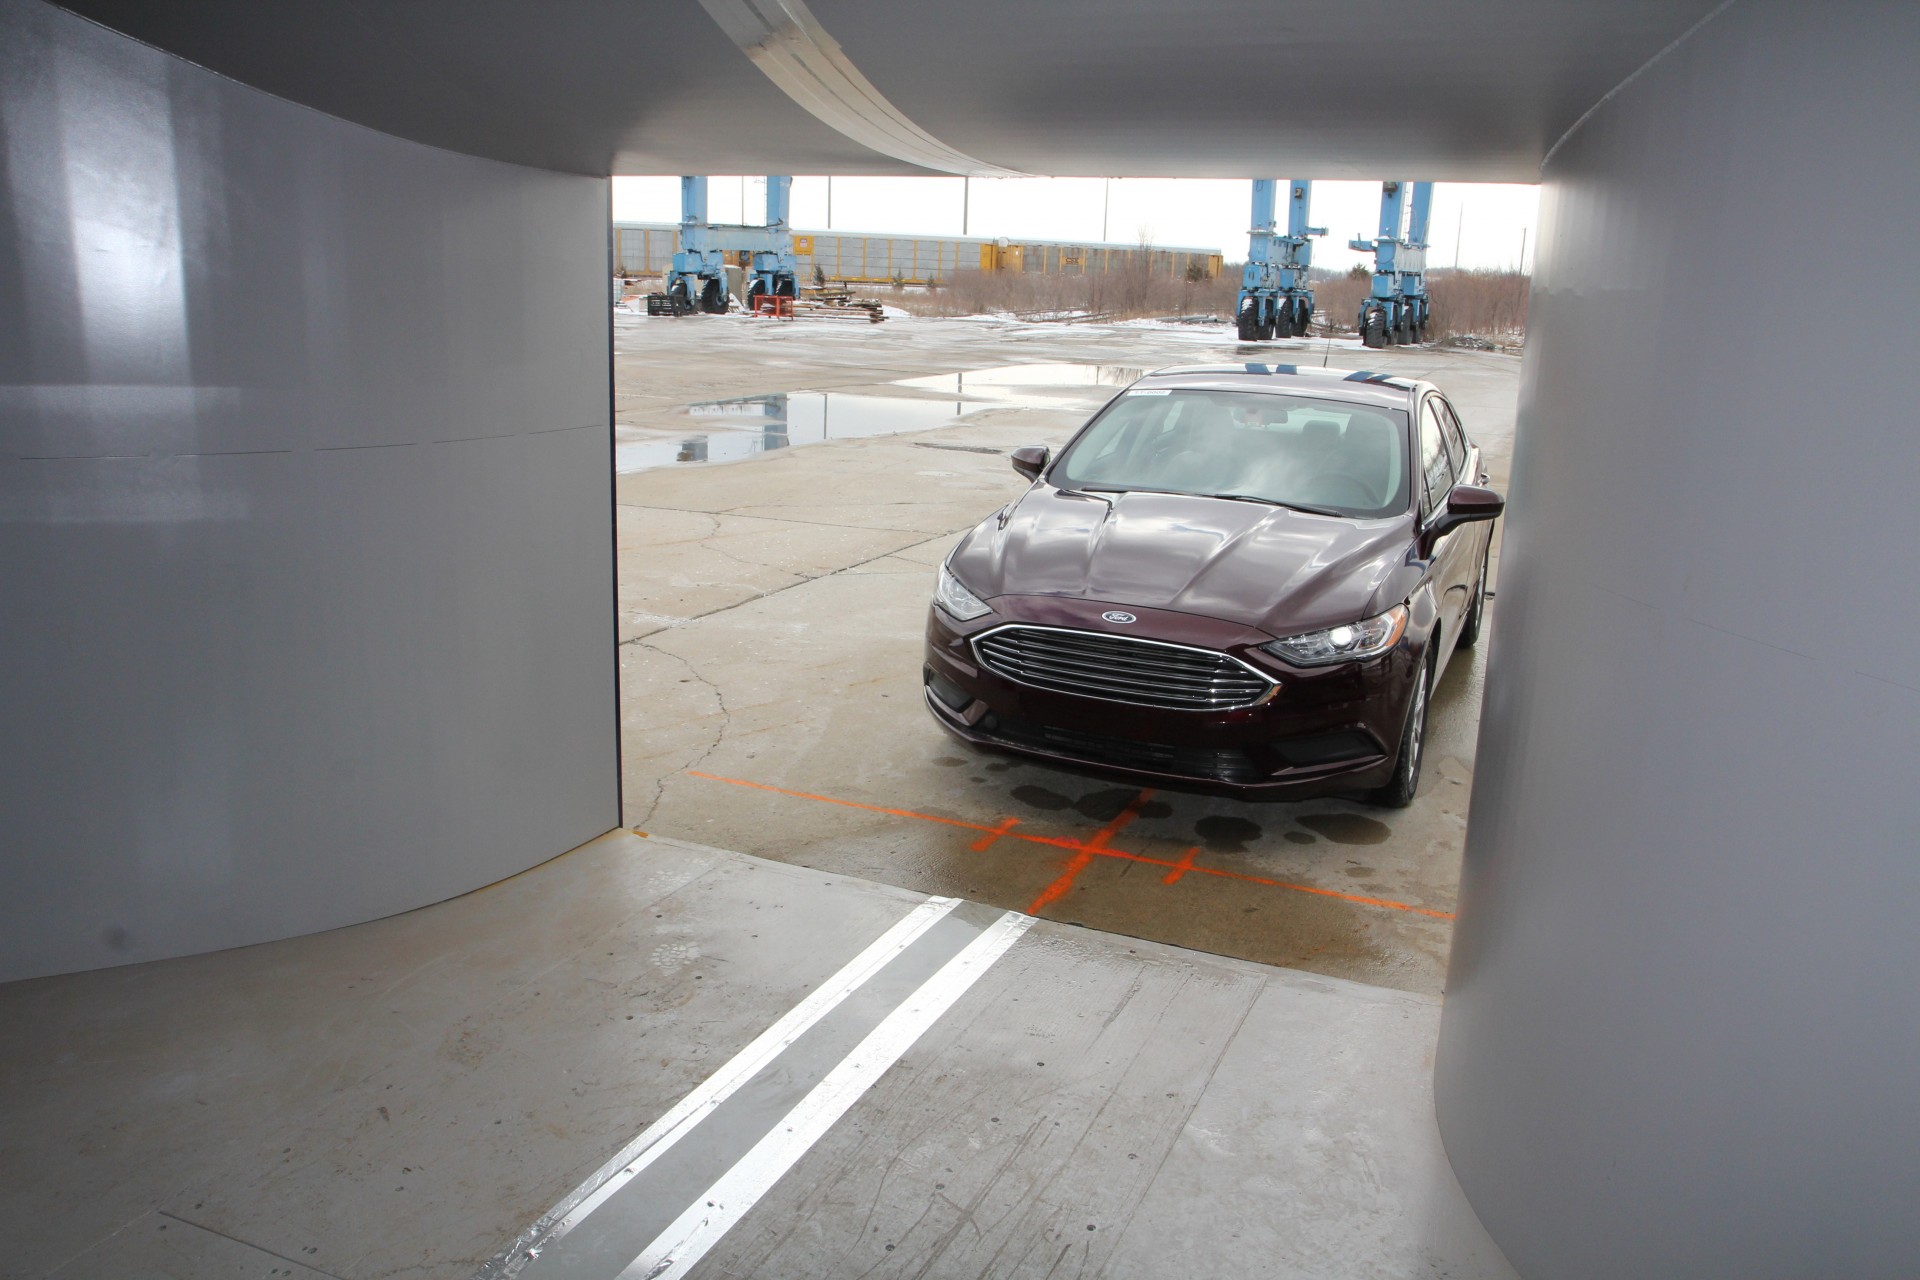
[972,626,1274,711]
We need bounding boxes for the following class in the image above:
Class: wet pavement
[615,312,1518,996]
[614,363,1144,472]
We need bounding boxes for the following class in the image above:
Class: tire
[667,279,691,315]
[1237,298,1260,341]
[700,278,725,314]
[1362,317,1387,349]
[745,281,766,313]
[1458,546,1488,648]
[1368,652,1432,809]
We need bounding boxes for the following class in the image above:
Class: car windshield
[1050,388,1411,519]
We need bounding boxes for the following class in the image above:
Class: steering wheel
[1300,473,1375,508]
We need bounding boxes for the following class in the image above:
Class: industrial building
[3,1,1917,1278]
[614,221,1224,287]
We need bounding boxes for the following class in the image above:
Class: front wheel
[1458,547,1488,648]
[1368,654,1431,809]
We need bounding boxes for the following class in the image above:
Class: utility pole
[826,176,832,229]
[1518,227,1528,273]
[962,177,969,236]
[1102,179,1111,242]
[1454,212,1464,269]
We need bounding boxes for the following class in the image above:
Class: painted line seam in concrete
[481,895,962,1277]
[616,910,1034,1279]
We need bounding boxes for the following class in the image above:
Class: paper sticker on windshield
[1125,388,1171,396]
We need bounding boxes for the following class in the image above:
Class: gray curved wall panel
[0,0,618,981]
[1436,2,1920,1275]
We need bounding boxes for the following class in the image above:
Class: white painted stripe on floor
[615,910,1035,1280]
[507,895,963,1264]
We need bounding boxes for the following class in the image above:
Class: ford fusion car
[922,364,1503,806]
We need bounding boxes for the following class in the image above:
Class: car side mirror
[1428,484,1504,539]
[1010,445,1049,482]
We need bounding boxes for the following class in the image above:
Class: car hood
[952,485,1414,637]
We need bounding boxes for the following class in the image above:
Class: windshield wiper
[1211,493,1349,517]
[1055,484,1180,509]
[1062,484,1343,516]
[1073,484,1189,497]
[1054,486,1115,509]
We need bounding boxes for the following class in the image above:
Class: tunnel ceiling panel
[49,0,929,176]
[807,0,1726,180]
[53,0,1722,179]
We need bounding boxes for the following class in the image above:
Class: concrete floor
[615,312,1519,995]
[0,832,1517,1280]
[0,312,1526,1278]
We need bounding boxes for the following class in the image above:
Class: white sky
[612,176,1539,273]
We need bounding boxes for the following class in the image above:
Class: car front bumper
[922,595,1420,801]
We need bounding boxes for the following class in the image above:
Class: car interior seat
[1162,400,1241,492]
[1339,413,1397,505]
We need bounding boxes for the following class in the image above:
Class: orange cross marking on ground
[968,816,1022,853]
[1024,788,1155,916]
[683,771,1454,920]
[1161,845,1202,886]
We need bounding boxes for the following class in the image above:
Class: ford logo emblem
[1102,611,1137,624]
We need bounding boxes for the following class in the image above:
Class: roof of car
[1135,363,1421,410]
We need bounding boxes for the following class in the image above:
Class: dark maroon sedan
[923,364,1503,806]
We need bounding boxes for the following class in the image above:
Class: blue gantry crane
[743,176,799,311]
[1236,179,1324,341]
[664,176,799,315]
[665,176,726,314]
[1348,180,1433,347]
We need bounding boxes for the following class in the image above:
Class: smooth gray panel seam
[1542,0,1741,169]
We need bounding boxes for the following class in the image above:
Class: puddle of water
[615,363,1145,474]
[616,390,967,471]
[891,364,1145,400]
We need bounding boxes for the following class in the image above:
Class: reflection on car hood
[953,486,1412,636]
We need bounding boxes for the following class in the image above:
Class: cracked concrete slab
[615,506,919,642]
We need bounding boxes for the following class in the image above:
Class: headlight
[932,563,992,621]
[1263,605,1407,666]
